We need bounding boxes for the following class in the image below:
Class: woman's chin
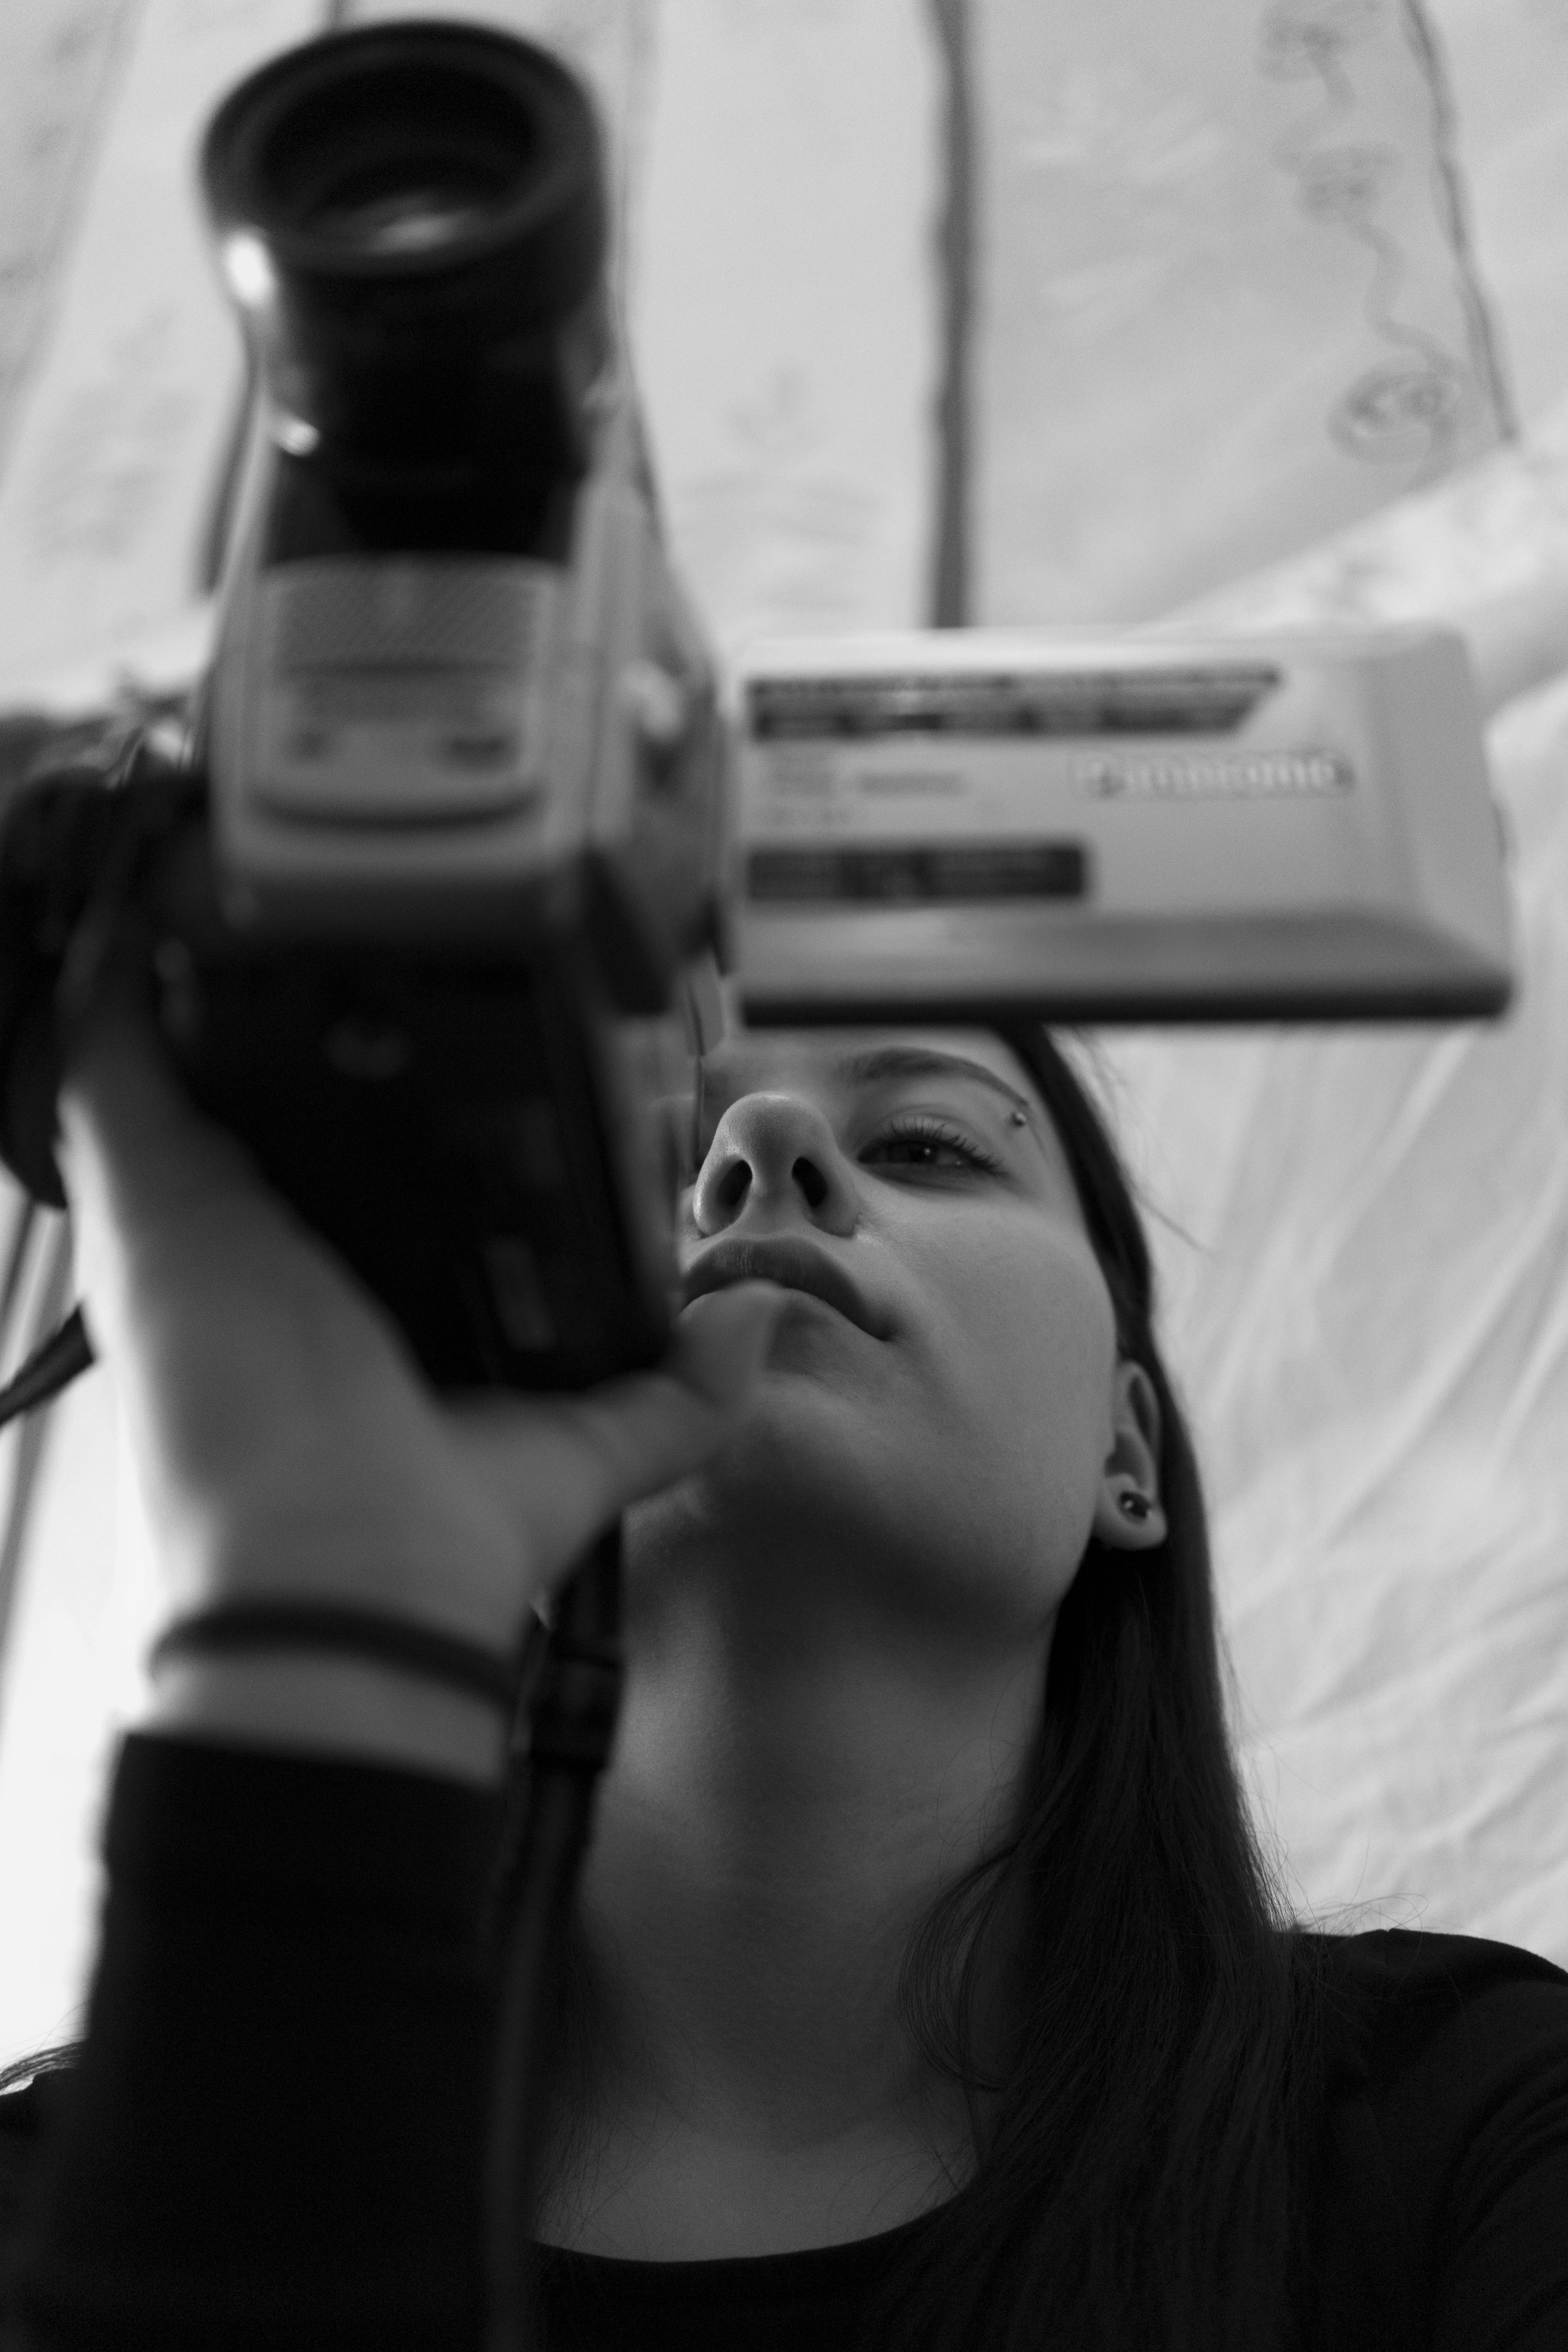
[630,1365,930,1566]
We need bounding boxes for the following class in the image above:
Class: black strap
[148,1599,523,1712]
[0,1306,95,1431]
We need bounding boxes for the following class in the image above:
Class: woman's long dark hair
[848,1024,1343,2352]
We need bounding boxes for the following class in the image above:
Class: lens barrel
[201,21,607,478]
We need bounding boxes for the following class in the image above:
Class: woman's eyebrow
[832,1046,1034,1120]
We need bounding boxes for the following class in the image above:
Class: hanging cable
[0,1220,80,1717]
[0,1307,94,1432]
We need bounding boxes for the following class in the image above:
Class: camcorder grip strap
[485,1521,625,2352]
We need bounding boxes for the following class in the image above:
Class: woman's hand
[56,986,781,1776]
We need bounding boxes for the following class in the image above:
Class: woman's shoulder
[1303,1920,1568,2039]
[1294,1924,1568,2340]
[0,2066,73,2259]
[1306,1920,1568,1985]
[1299,1922,1568,2103]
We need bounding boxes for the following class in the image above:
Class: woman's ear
[1091,1359,1167,1551]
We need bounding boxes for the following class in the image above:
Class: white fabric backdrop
[1,0,1566,2066]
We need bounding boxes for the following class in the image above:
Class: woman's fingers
[450,1281,786,1593]
[568,1280,786,1494]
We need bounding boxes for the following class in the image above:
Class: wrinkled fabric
[1071,657,1568,1969]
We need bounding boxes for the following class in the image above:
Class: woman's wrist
[134,1651,511,1786]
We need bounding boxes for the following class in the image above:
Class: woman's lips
[680,1236,890,1338]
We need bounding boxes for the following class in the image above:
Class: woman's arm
[11,1735,506,2351]
[2,985,780,2346]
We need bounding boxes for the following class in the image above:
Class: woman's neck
[531,1555,1045,2250]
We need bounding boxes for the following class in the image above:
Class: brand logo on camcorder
[1074,749,1355,802]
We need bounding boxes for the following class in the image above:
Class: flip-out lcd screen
[731,626,1513,1022]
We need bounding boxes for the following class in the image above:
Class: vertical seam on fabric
[1397,0,1520,444]
[927,0,974,627]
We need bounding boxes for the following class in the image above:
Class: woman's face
[628,1025,1158,1653]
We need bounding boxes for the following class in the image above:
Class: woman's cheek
[944,1222,1115,1397]
[951,1240,1118,1493]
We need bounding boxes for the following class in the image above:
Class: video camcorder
[0,17,1515,1403]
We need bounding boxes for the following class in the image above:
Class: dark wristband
[148,1599,525,1713]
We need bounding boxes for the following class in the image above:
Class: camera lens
[227,42,551,257]
[200,22,608,503]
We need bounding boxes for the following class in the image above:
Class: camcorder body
[0,17,1516,1401]
[0,19,723,1394]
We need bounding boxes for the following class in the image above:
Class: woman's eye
[862,1117,1002,1174]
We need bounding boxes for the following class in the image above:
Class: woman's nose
[690,1094,858,1237]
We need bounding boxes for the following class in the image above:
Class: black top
[0,1732,1566,2349]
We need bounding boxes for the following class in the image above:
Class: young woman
[1,985,1565,2351]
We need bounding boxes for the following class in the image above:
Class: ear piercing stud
[1118,1490,1153,1522]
